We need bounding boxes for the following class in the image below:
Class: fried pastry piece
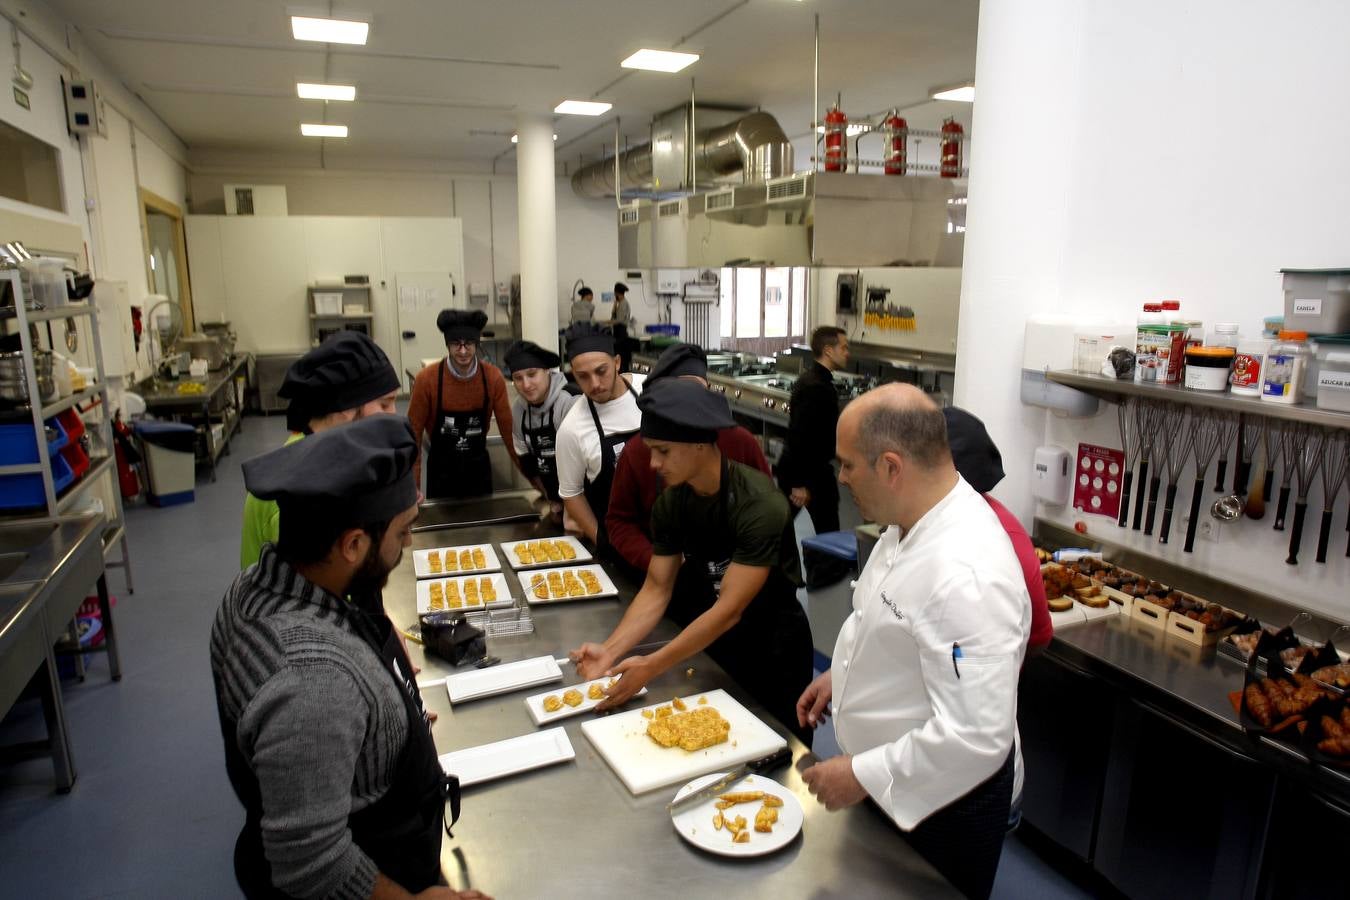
[481,578,497,602]
[545,541,563,561]
[754,805,778,833]
[563,571,583,597]
[543,695,562,713]
[514,544,532,565]
[559,541,577,561]
[761,794,783,808]
[1316,707,1350,757]
[445,551,459,572]
[533,582,549,601]
[718,791,764,805]
[547,571,563,595]
[641,709,654,719]
[447,581,461,602]
[580,571,601,594]
[562,689,584,707]
[732,830,749,844]
[698,696,708,705]
[646,706,731,751]
[446,597,462,609]
[471,548,486,569]
[712,813,724,831]
[672,696,687,711]
[428,551,442,573]
[587,682,605,700]
[715,800,733,810]
[654,705,673,718]
[459,550,473,570]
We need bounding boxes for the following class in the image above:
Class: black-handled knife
[666,746,793,813]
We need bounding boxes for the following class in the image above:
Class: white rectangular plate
[580,689,787,795]
[445,655,563,704]
[517,564,619,604]
[499,536,593,570]
[439,727,575,787]
[524,678,649,725]
[413,544,501,578]
[416,573,514,614]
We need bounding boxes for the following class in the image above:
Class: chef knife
[666,746,793,813]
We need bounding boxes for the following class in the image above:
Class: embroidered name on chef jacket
[880,591,905,621]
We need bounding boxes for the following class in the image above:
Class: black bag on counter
[419,612,486,667]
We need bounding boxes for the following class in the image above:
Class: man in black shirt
[783,325,851,534]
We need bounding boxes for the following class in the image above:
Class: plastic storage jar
[1184,346,1235,391]
[1230,338,1271,396]
[1261,331,1311,404]
[1209,323,1240,349]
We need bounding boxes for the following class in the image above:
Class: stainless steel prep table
[390,505,957,898]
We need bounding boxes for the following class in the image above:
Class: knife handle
[746,746,792,773]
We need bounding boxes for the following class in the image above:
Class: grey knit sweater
[210,545,409,900]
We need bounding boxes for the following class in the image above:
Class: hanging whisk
[1274,423,1303,531]
[1144,403,1176,535]
[1117,398,1143,528]
[1247,420,1281,520]
[1133,401,1166,531]
[1286,427,1327,565]
[1158,405,1193,545]
[1232,414,1264,498]
[1184,410,1227,553]
[1316,433,1348,564]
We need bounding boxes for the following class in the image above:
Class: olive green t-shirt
[651,459,802,587]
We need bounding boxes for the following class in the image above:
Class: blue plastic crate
[643,324,681,336]
[0,418,66,464]
[0,451,74,510]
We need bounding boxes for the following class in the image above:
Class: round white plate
[670,772,803,857]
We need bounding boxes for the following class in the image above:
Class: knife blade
[666,746,793,813]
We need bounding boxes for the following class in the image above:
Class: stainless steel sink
[0,522,57,555]
[0,553,28,581]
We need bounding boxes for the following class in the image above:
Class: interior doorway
[139,189,195,332]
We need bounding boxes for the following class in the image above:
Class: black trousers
[900,749,1015,900]
[803,472,840,535]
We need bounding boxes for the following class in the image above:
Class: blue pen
[952,642,962,679]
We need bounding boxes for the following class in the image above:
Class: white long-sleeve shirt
[832,476,1030,830]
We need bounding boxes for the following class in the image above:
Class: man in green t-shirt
[570,378,814,744]
[240,333,400,568]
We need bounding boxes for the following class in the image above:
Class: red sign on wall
[1073,443,1126,519]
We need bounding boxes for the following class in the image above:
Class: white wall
[957,0,1350,618]
[812,267,961,354]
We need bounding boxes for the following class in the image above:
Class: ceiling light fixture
[554,99,612,116]
[620,49,700,73]
[297,82,356,101]
[300,123,348,137]
[511,133,558,143]
[290,15,369,45]
[930,83,975,102]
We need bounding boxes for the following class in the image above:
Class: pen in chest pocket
[951,642,962,678]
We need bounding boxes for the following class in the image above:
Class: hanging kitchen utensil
[1315,433,1348,564]
[1231,415,1263,499]
[1246,419,1279,520]
[1144,403,1176,536]
[1133,401,1165,531]
[1285,427,1327,565]
[1158,405,1194,545]
[1184,410,1226,553]
[1273,423,1302,531]
[1210,411,1240,497]
[1116,397,1143,528]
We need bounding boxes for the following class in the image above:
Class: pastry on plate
[562,688,584,707]
[543,695,562,713]
[587,682,606,700]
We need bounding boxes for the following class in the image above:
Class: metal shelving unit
[1,269,133,591]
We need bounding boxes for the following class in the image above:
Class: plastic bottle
[1230,337,1271,397]
[1160,300,1182,323]
[1209,323,1240,349]
[1261,330,1311,404]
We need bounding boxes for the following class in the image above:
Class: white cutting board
[580,689,787,796]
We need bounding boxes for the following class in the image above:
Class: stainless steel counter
[391,506,957,898]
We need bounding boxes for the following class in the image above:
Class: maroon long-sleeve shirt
[606,427,770,573]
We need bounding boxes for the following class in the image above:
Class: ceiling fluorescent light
[621,49,700,73]
[554,99,612,116]
[931,83,975,102]
[297,82,356,101]
[511,134,558,143]
[301,123,348,137]
[290,15,369,45]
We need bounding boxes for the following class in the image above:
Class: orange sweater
[408,359,518,486]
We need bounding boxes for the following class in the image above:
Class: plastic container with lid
[1184,346,1236,391]
[1230,337,1271,396]
[1160,300,1182,322]
[1139,302,1165,326]
[1208,323,1240,349]
[1261,330,1311,404]
[1262,316,1284,338]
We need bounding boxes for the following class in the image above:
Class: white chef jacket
[554,374,645,499]
[832,475,1030,830]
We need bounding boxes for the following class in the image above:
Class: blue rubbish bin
[134,421,197,506]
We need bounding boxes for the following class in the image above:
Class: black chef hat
[577,287,593,299]
[638,377,735,444]
[943,406,1005,493]
[564,322,615,360]
[647,342,707,385]
[279,331,399,432]
[504,340,560,373]
[437,309,488,343]
[613,282,628,295]
[243,416,418,523]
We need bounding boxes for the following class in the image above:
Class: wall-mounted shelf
[1046,370,1350,431]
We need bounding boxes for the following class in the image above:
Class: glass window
[790,267,808,337]
[719,267,734,345]
[0,121,64,212]
[735,268,761,339]
[763,267,790,337]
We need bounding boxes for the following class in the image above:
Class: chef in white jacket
[797,384,1029,900]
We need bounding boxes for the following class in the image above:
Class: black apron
[427,361,492,500]
[582,382,638,553]
[666,457,815,747]
[229,609,459,898]
[521,402,561,501]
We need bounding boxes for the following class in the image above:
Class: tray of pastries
[518,565,618,603]
[500,536,593,569]
[413,544,501,578]
[416,573,514,613]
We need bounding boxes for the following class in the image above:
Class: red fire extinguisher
[940,117,964,178]
[823,104,848,172]
[882,111,908,175]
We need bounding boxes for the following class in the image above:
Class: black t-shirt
[651,460,802,588]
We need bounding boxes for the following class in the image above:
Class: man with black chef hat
[240,331,400,568]
[212,416,490,900]
[568,286,595,324]
[795,385,1029,900]
[505,339,579,521]
[408,309,517,499]
[554,323,644,552]
[606,342,770,576]
[571,378,814,745]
